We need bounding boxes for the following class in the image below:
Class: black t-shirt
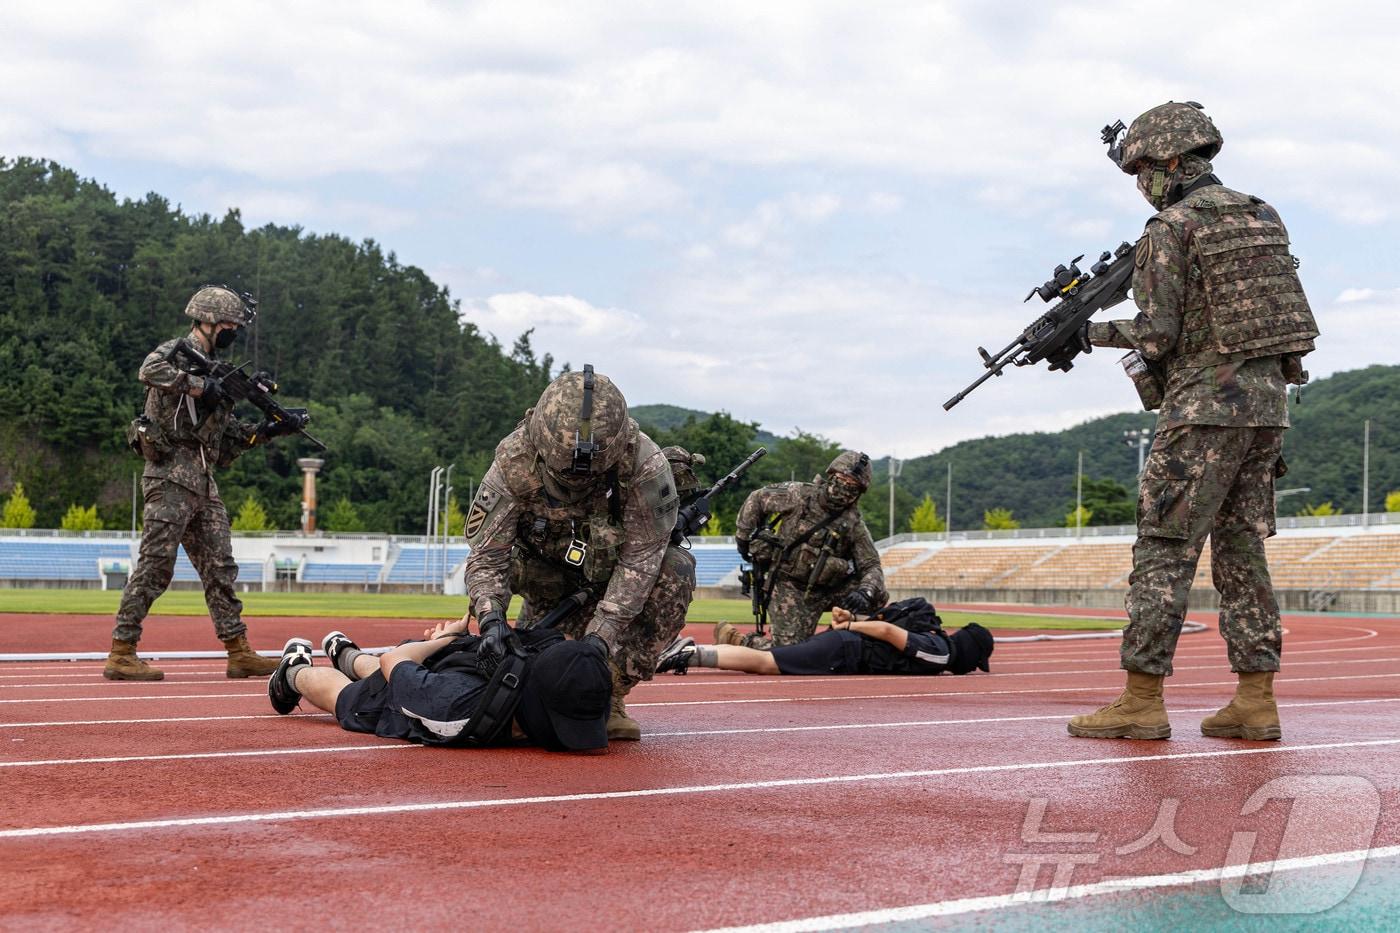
[861,629,952,675]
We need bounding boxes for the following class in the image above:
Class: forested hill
[884,364,1400,531]
[0,158,554,532]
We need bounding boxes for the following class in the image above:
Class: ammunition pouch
[1119,351,1165,412]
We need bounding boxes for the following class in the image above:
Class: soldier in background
[1069,102,1318,741]
[724,451,886,649]
[463,366,695,742]
[106,286,303,681]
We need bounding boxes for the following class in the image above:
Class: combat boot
[1200,672,1282,741]
[222,634,280,678]
[713,621,745,646]
[103,639,164,681]
[606,664,641,741]
[1067,671,1170,740]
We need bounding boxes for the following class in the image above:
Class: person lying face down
[657,598,993,677]
[267,614,613,753]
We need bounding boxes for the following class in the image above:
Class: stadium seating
[887,544,1061,589]
[386,546,471,584]
[0,540,133,582]
[691,547,742,586]
[302,562,383,584]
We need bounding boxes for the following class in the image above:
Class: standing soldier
[1069,102,1318,741]
[105,286,303,681]
[724,451,887,649]
[463,366,694,742]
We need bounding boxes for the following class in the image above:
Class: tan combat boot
[713,621,745,646]
[223,635,280,678]
[1067,671,1171,739]
[606,664,641,742]
[103,639,164,681]
[1200,672,1282,741]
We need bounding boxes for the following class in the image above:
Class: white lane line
[697,844,1400,932]
[0,743,414,769]
[0,692,265,705]
[4,736,1400,839]
[0,713,332,729]
[0,671,226,680]
[648,697,1400,738]
[5,695,1397,736]
[0,677,229,689]
[630,672,1400,708]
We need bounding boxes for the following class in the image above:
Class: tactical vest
[761,487,860,590]
[1160,187,1317,365]
[497,417,645,585]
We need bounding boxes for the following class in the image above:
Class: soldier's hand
[839,587,875,615]
[199,376,225,406]
[256,410,307,442]
[582,633,610,659]
[477,611,511,667]
[1075,322,1094,355]
[736,538,752,562]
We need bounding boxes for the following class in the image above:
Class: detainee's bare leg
[711,645,780,674]
[293,667,353,713]
[352,653,379,680]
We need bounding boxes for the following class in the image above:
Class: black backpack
[422,628,566,746]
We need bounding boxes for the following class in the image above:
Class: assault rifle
[942,239,1137,411]
[167,341,327,450]
[670,446,767,546]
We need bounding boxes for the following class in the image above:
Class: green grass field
[0,588,1124,630]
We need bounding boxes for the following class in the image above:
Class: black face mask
[214,327,241,350]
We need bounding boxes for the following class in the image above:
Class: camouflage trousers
[744,577,850,650]
[515,546,696,694]
[113,479,245,645]
[1122,425,1285,676]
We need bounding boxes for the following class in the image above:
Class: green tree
[1,483,37,528]
[1064,505,1093,529]
[983,507,1020,530]
[444,496,466,537]
[231,495,271,531]
[1076,478,1135,526]
[909,495,946,533]
[1297,501,1342,517]
[59,503,103,531]
[1386,490,1400,513]
[698,512,726,536]
[322,497,366,533]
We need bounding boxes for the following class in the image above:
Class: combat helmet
[527,364,634,479]
[662,446,707,496]
[826,450,873,492]
[1117,101,1222,174]
[184,285,256,325]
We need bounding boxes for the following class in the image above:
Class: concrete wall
[888,587,1400,615]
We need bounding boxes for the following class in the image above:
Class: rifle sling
[760,510,845,611]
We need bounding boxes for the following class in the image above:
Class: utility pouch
[1280,353,1310,386]
[1120,351,1165,411]
[126,413,171,462]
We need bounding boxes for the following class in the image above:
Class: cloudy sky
[4,1,1397,457]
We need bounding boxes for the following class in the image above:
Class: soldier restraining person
[462,365,698,742]
[723,451,887,650]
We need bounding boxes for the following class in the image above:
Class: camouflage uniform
[1087,104,1317,678]
[113,336,267,645]
[463,373,686,702]
[734,459,887,649]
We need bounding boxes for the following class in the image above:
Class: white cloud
[463,292,645,343]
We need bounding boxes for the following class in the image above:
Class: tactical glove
[839,587,876,615]
[199,376,225,407]
[736,538,752,562]
[255,409,308,443]
[1075,322,1094,355]
[477,611,512,669]
[582,632,610,659]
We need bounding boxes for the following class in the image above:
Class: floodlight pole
[442,463,455,594]
[425,466,442,592]
[945,462,953,542]
[888,457,903,538]
[1076,450,1084,539]
[1363,419,1370,528]
[1124,427,1152,477]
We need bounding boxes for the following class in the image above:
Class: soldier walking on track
[463,365,695,742]
[725,451,886,649]
[1068,102,1319,741]
[106,286,304,681]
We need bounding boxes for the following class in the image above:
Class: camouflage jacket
[136,336,263,496]
[463,422,680,645]
[1090,184,1309,431]
[735,482,886,599]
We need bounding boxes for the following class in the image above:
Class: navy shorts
[332,663,485,744]
[770,629,865,675]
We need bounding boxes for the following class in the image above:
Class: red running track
[2,610,1398,929]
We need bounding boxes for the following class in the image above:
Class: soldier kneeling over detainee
[658,598,993,677]
[267,615,611,753]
